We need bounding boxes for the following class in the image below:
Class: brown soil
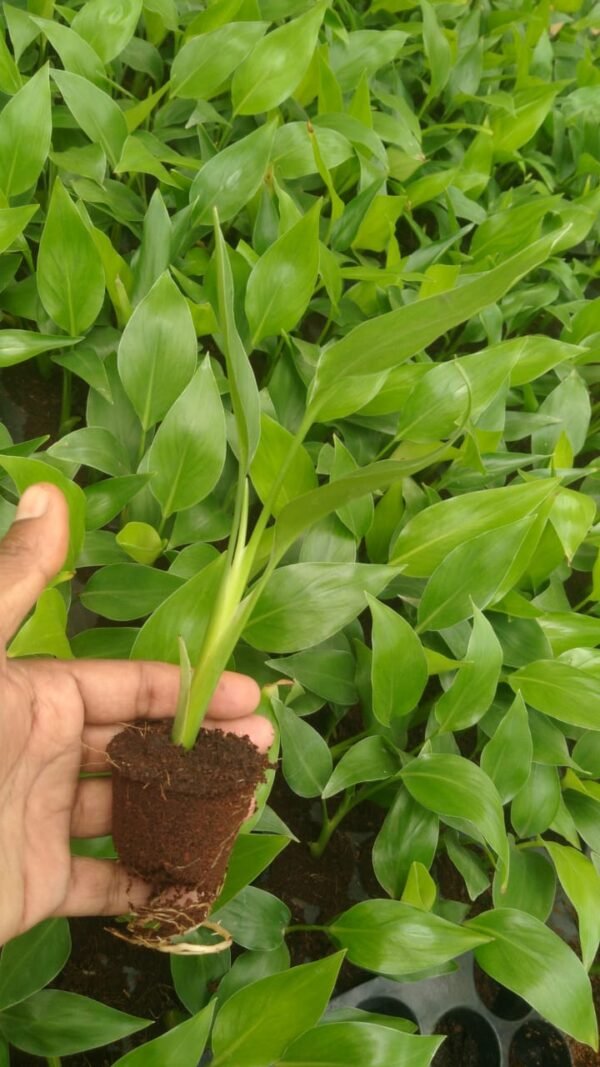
[260,773,370,992]
[509,1021,572,1066]
[432,1009,493,1067]
[107,722,268,940]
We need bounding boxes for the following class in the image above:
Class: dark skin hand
[0,483,273,946]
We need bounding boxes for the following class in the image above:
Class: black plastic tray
[329,953,574,1066]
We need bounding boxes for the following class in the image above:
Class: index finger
[22,659,261,724]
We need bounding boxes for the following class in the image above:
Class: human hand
[0,483,273,946]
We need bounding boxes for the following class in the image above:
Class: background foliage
[0,0,599,1062]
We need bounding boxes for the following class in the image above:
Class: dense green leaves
[1,1,599,1059]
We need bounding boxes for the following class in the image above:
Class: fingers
[0,484,69,646]
[54,857,152,918]
[71,777,112,837]
[21,659,261,725]
[81,713,274,773]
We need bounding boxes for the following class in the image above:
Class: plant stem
[329,731,369,760]
[309,780,393,858]
[46,1058,62,1067]
[59,368,72,436]
[309,793,355,859]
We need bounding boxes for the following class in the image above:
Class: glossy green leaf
[0,921,70,1011]
[510,660,600,730]
[391,479,558,576]
[275,698,332,798]
[80,564,181,621]
[117,271,197,430]
[51,69,128,167]
[266,646,357,705]
[0,204,37,255]
[468,909,597,1048]
[278,1021,442,1067]
[48,428,130,477]
[549,488,596,563]
[493,844,556,921]
[112,1002,214,1067]
[147,359,226,517]
[217,834,289,909]
[511,763,561,839]
[37,179,105,336]
[172,22,269,99]
[216,944,290,1008]
[251,414,317,515]
[564,790,600,854]
[492,84,561,154]
[369,596,427,723]
[545,842,600,971]
[243,563,396,653]
[401,861,437,911]
[323,736,399,799]
[373,788,439,898]
[0,332,81,368]
[434,609,503,732]
[72,0,143,63]
[246,201,321,344]
[0,65,51,197]
[0,990,149,1056]
[481,693,533,803]
[402,753,508,870]
[232,1,327,114]
[189,123,275,227]
[330,900,490,977]
[330,29,406,92]
[84,476,149,531]
[213,218,261,471]
[213,885,290,952]
[445,836,489,902]
[31,17,106,84]
[421,0,451,97]
[210,953,344,1067]
[9,588,72,659]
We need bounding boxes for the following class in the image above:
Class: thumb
[0,483,70,647]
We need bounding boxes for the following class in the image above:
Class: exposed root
[109,918,232,954]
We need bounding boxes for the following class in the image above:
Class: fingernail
[16,485,50,520]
